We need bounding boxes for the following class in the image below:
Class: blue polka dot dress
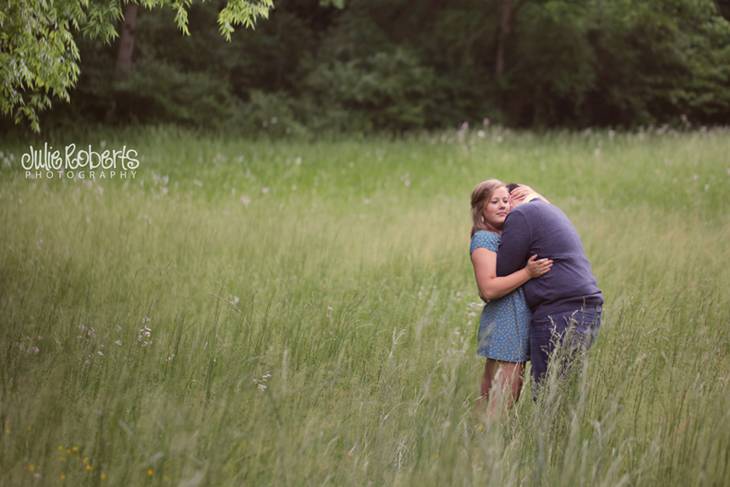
[470,230,531,362]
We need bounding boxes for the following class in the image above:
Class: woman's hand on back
[526,254,552,278]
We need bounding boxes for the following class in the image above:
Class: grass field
[1,127,729,486]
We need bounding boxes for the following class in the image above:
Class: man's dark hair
[506,183,520,193]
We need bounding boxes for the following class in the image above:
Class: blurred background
[3,0,730,135]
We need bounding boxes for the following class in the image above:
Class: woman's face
[482,186,510,229]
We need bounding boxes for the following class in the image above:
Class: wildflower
[261,186,270,194]
[253,371,272,392]
[137,324,152,347]
[100,472,108,480]
[240,195,251,207]
[60,473,66,480]
[138,317,153,347]
[229,295,240,307]
[147,467,155,477]
[85,463,93,472]
[78,324,96,339]
[25,463,35,472]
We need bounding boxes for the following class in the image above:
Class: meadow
[0,126,728,486]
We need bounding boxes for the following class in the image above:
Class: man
[496,184,603,389]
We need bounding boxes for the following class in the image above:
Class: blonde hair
[470,178,506,236]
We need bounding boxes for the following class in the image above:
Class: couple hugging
[469,180,603,412]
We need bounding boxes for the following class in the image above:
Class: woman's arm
[471,248,551,301]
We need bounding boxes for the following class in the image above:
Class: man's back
[496,199,603,321]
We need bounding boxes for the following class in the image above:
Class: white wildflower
[253,371,272,392]
[138,317,152,347]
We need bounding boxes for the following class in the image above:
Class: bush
[303,48,437,132]
[110,60,243,128]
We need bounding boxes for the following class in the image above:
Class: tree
[0,0,274,131]
[116,4,139,76]
[716,0,730,20]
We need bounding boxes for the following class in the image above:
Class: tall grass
[0,127,728,485]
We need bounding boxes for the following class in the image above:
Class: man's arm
[496,211,532,276]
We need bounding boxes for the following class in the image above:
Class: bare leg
[478,359,525,419]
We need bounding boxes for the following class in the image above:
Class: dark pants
[529,306,602,389]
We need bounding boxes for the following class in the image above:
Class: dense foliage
[4,0,730,132]
[0,0,274,131]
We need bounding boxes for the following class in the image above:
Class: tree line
[4,0,730,133]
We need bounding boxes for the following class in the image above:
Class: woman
[469,179,552,415]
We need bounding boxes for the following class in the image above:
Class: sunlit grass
[0,127,728,485]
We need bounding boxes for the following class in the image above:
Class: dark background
[15,0,730,134]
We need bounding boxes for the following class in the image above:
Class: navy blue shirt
[496,199,603,322]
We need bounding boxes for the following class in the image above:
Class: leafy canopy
[0,0,274,131]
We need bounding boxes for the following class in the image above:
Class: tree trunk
[716,0,730,21]
[495,0,514,80]
[116,4,139,76]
